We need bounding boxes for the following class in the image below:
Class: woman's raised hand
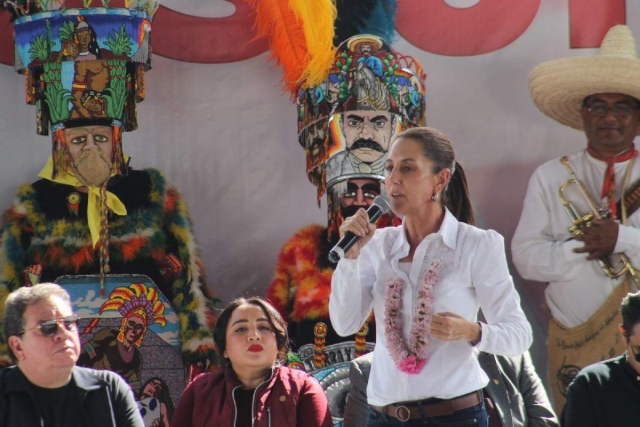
[339,208,377,259]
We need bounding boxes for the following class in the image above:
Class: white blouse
[329,209,532,405]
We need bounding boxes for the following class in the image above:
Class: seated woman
[171,297,333,427]
[329,127,533,426]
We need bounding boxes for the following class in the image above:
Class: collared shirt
[347,152,386,175]
[330,209,532,405]
[512,149,640,328]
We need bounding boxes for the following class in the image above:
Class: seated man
[0,283,143,427]
[562,291,640,426]
[344,352,558,427]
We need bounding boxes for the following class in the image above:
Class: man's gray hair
[3,283,72,363]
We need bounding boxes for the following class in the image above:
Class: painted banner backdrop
[0,0,639,386]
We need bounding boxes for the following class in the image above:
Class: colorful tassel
[51,128,68,179]
[313,322,327,368]
[135,64,146,102]
[25,68,36,105]
[355,323,369,358]
[98,184,110,297]
[111,125,126,175]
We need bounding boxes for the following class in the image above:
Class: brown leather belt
[370,390,482,422]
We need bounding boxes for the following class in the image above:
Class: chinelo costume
[269,35,426,366]
[247,1,426,423]
[513,25,640,412]
[0,1,217,423]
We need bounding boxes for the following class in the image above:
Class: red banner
[570,0,626,48]
[397,0,540,56]
[0,1,629,66]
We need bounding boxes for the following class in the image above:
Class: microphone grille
[372,195,391,214]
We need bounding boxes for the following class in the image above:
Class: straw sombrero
[529,25,640,133]
[346,34,384,54]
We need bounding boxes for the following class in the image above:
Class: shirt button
[493,379,499,385]
[279,396,286,402]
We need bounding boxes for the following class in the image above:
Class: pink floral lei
[384,260,442,374]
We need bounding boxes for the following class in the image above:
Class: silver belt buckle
[395,405,411,422]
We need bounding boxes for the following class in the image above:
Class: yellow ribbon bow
[38,157,128,248]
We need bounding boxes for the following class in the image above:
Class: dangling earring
[431,192,439,202]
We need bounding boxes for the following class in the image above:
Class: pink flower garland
[384,260,442,374]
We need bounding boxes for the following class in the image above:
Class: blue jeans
[365,399,488,427]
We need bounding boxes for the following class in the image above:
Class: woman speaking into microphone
[329,127,532,427]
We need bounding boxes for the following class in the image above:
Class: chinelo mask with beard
[72,147,112,187]
[340,204,360,220]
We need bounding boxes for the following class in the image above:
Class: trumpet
[559,156,640,285]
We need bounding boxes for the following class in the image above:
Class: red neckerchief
[587,145,637,218]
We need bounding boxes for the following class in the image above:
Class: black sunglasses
[17,315,80,337]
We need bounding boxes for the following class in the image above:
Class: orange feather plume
[288,0,337,89]
[248,0,310,93]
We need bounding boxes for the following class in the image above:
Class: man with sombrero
[348,35,384,79]
[512,25,640,411]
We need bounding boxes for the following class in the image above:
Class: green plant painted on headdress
[383,54,399,102]
[28,33,54,62]
[43,63,72,123]
[82,0,109,7]
[105,24,133,57]
[141,0,154,11]
[103,60,128,119]
[335,52,352,102]
[58,21,76,42]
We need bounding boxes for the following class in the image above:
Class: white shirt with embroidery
[512,149,640,328]
[329,209,532,405]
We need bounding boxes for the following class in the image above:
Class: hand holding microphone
[328,196,390,263]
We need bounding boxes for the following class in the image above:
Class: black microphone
[328,195,391,263]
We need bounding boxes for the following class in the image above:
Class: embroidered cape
[0,168,217,366]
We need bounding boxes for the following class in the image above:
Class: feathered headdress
[100,282,167,327]
[249,0,422,237]
[248,0,336,93]
[248,0,398,94]
[298,35,426,196]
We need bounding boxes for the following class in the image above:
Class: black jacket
[561,355,640,427]
[0,365,144,427]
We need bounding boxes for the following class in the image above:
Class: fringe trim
[52,129,68,179]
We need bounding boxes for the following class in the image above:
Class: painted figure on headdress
[351,36,384,78]
[79,283,166,389]
[0,2,216,425]
[138,377,174,427]
[267,35,426,375]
